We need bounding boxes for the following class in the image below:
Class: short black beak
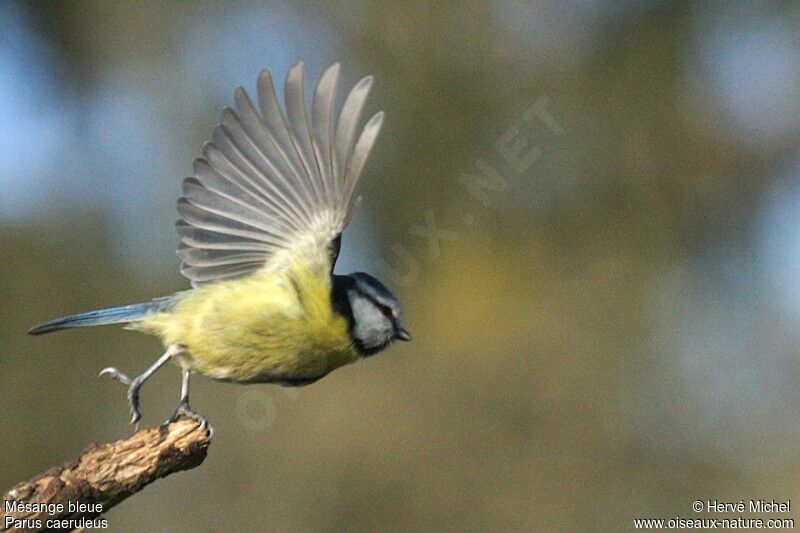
[396,328,412,341]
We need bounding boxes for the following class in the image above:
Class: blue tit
[29,63,411,426]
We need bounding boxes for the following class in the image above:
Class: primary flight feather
[29,62,410,426]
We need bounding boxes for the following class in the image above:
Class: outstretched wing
[176,62,384,286]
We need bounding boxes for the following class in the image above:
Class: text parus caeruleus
[28,63,411,426]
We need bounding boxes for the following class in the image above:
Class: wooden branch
[2,417,212,532]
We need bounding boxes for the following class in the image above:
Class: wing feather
[344,111,384,220]
[177,63,383,286]
[178,243,267,268]
[232,88,314,215]
[256,69,306,180]
[220,107,311,215]
[284,63,321,206]
[311,63,340,202]
[177,198,281,244]
[176,220,268,251]
[208,127,310,226]
[181,179,292,244]
[191,159,293,233]
[180,262,266,284]
[335,75,373,178]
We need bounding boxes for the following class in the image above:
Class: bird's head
[334,272,411,355]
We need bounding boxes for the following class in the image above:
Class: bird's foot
[97,345,181,430]
[165,401,213,436]
[99,366,144,429]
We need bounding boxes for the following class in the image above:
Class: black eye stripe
[373,300,391,316]
[364,293,394,319]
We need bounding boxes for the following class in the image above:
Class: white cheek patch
[351,296,393,349]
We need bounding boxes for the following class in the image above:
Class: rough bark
[1,417,211,532]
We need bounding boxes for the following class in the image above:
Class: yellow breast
[134,262,358,383]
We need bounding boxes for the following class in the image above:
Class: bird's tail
[28,297,175,335]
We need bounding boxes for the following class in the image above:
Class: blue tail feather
[28,297,174,335]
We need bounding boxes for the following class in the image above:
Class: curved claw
[98,367,132,385]
[166,401,200,424]
[127,376,145,427]
[165,402,213,437]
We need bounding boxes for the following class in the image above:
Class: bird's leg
[179,367,190,410]
[168,368,192,419]
[99,343,182,428]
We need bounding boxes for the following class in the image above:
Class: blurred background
[2,0,800,530]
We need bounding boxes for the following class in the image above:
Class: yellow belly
[133,264,358,383]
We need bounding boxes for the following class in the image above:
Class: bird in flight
[29,62,410,427]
